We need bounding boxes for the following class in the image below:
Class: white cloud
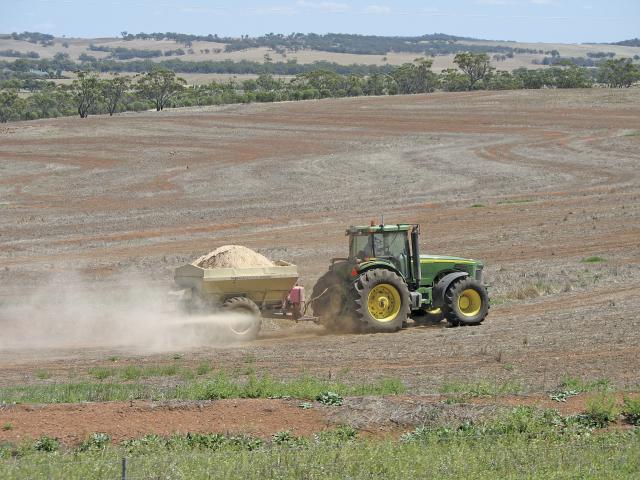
[364,5,391,14]
[296,1,350,13]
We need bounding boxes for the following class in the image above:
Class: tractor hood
[420,254,482,266]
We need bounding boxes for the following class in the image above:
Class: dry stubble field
[0,88,639,442]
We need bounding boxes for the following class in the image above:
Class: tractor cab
[346,224,421,288]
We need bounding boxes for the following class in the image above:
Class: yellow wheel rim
[367,283,402,322]
[458,288,482,317]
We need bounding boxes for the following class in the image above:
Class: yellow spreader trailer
[174,260,307,340]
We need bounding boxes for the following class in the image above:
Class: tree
[549,64,592,89]
[363,73,387,96]
[135,69,186,111]
[102,74,131,116]
[453,52,493,90]
[597,58,640,88]
[439,68,469,92]
[391,58,437,94]
[486,71,522,90]
[0,90,19,123]
[256,73,281,91]
[292,70,345,97]
[70,71,101,118]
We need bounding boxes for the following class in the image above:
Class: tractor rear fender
[432,272,469,308]
[356,263,404,282]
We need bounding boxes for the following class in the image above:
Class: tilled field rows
[0,88,639,399]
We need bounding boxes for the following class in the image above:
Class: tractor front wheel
[353,269,410,332]
[444,278,489,326]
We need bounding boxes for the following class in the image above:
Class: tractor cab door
[378,231,411,278]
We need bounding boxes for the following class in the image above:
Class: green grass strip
[0,373,405,404]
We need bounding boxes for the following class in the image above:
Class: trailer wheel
[353,269,410,332]
[222,297,262,340]
[444,278,489,326]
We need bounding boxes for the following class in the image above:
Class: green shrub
[315,425,357,444]
[33,436,59,452]
[316,391,343,406]
[585,393,618,427]
[272,431,309,447]
[77,432,111,452]
[195,362,212,376]
[184,432,226,450]
[89,367,113,380]
[558,376,610,393]
[440,380,522,397]
[582,256,606,263]
[119,365,143,381]
[622,396,640,426]
[35,370,51,380]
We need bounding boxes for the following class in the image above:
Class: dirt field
[1,88,639,441]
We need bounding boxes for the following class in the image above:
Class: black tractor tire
[444,277,489,326]
[352,269,410,332]
[311,271,358,332]
[413,307,445,326]
[222,297,262,340]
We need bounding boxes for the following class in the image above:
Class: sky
[1,0,639,44]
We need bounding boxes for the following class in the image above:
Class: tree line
[1,54,638,123]
[1,55,395,78]
[118,31,546,56]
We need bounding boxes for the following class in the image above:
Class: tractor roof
[346,224,417,234]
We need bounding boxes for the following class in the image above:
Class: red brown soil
[0,399,329,445]
[1,393,636,446]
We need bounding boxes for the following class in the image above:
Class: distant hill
[118,31,531,56]
[611,38,640,47]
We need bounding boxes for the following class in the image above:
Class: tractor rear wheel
[222,297,262,340]
[311,271,357,332]
[444,278,489,326]
[353,269,410,332]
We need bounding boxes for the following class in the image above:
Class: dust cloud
[0,272,254,352]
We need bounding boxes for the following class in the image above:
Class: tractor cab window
[350,231,410,276]
[351,234,373,259]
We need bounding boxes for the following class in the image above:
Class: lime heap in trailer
[311,223,489,332]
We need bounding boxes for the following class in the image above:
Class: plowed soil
[1,89,639,441]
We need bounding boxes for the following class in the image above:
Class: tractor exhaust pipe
[411,225,421,288]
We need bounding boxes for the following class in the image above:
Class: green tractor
[311,223,489,332]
